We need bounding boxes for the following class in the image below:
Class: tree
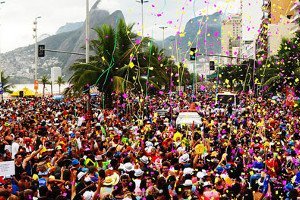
[260,33,300,95]
[68,19,185,108]
[41,75,50,97]
[1,71,13,93]
[217,60,257,92]
[56,76,65,94]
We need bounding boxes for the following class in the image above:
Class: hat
[183,167,194,175]
[195,143,206,155]
[173,131,182,141]
[182,179,193,187]
[197,170,207,179]
[95,155,102,161]
[252,161,264,171]
[179,153,190,163]
[32,174,39,181]
[113,152,122,158]
[203,181,212,187]
[83,191,94,200]
[134,169,144,177]
[216,166,224,174]
[140,156,149,164]
[77,172,87,180]
[224,164,231,170]
[72,159,80,166]
[145,141,153,147]
[38,171,49,176]
[103,172,120,186]
[56,145,62,150]
[211,151,218,157]
[123,162,134,172]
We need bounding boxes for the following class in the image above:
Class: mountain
[2,8,221,84]
[162,12,222,59]
[2,7,124,83]
[56,22,84,34]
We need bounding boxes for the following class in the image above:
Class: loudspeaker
[19,91,24,97]
[209,61,215,70]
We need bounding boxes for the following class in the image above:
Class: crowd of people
[0,90,299,200]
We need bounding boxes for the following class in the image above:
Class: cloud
[0,0,261,53]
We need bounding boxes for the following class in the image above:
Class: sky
[0,0,262,53]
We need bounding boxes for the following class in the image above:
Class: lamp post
[33,16,41,94]
[136,0,149,37]
[159,26,167,50]
[86,0,90,63]
[0,1,5,102]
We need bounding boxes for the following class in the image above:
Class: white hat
[203,181,212,187]
[83,190,94,200]
[145,146,155,153]
[140,156,149,164]
[95,155,102,161]
[182,179,193,187]
[134,169,144,177]
[179,153,190,163]
[123,162,134,172]
[77,172,87,180]
[145,141,153,147]
[196,170,207,179]
[183,167,194,175]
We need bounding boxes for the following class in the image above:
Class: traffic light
[38,45,45,57]
[190,48,196,61]
[209,61,215,70]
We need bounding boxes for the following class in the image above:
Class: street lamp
[136,0,149,37]
[159,26,167,50]
[33,16,41,94]
[0,1,5,102]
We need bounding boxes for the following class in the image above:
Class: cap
[72,159,80,166]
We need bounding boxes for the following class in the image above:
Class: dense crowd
[0,90,299,200]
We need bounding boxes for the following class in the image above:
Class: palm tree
[56,76,65,94]
[68,19,191,108]
[41,75,50,97]
[69,19,150,107]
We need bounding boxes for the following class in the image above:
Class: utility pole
[33,16,41,95]
[159,26,167,50]
[136,0,149,37]
[0,1,5,102]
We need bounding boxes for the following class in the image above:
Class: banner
[0,161,15,177]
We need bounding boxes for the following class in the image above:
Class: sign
[34,80,39,90]
[0,161,15,177]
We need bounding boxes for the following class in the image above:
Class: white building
[51,67,62,83]
[241,40,256,60]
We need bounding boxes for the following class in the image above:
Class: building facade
[221,14,242,64]
[256,0,299,59]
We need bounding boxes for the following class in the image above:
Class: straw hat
[103,172,120,186]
